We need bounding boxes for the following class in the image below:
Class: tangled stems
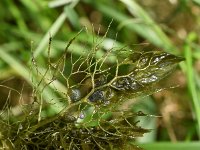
[0,27,184,149]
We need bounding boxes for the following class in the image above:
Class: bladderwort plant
[0,24,184,149]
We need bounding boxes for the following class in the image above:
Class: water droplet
[139,74,158,84]
[104,100,110,105]
[88,90,104,102]
[69,88,81,102]
[79,113,85,119]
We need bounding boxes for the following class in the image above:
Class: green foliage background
[0,0,200,149]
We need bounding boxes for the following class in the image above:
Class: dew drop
[69,88,81,102]
[79,113,85,119]
[104,100,110,105]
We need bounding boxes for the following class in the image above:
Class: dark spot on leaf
[88,90,104,102]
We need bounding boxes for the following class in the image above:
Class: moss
[0,28,183,149]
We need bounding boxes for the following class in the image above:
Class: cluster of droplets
[68,50,183,108]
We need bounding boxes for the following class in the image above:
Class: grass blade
[140,142,200,150]
[184,33,200,137]
[34,12,67,57]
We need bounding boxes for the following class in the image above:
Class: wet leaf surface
[83,51,184,106]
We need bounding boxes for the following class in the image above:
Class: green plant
[2,0,200,149]
[0,25,183,149]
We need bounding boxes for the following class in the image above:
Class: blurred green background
[0,0,200,149]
